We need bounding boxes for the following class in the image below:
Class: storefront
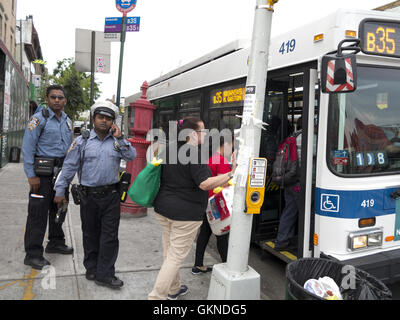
[0,40,29,168]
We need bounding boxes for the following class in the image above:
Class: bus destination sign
[211,86,245,107]
[359,19,400,58]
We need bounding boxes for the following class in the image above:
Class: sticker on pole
[116,0,137,14]
[243,86,256,117]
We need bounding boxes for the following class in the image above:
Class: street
[0,162,218,300]
[2,160,400,301]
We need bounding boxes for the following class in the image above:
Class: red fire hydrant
[121,81,155,217]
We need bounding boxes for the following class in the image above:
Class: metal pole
[228,0,276,273]
[89,31,96,129]
[19,20,23,69]
[116,15,127,120]
[208,0,277,300]
[90,31,96,105]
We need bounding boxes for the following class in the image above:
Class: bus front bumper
[334,248,400,284]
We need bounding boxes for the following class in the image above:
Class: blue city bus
[126,9,400,283]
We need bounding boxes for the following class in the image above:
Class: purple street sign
[126,24,140,32]
[105,24,122,33]
[104,24,140,33]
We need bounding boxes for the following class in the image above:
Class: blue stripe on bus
[315,187,398,219]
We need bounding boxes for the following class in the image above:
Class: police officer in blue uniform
[55,101,136,289]
[22,84,74,270]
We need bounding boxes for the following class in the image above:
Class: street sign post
[115,0,138,134]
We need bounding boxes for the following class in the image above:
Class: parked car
[73,121,85,135]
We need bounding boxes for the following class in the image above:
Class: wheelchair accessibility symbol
[320,194,340,213]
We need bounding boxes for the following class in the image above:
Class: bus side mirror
[321,53,357,94]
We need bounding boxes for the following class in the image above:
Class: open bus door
[255,40,360,262]
[254,64,319,262]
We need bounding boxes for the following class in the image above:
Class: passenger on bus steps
[148,117,237,300]
[54,101,136,289]
[192,135,234,274]
[272,117,302,251]
[22,84,74,270]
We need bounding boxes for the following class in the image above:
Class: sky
[16,0,394,104]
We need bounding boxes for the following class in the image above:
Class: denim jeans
[276,182,300,244]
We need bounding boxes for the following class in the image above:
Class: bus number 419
[279,39,296,55]
[361,199,375,208]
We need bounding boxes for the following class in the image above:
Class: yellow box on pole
[246,157,267,214]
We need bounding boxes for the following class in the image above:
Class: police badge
[28,117,40,131]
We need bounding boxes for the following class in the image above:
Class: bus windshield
[327,66,400,176]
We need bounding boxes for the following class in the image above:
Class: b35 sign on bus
[359,19,400,58]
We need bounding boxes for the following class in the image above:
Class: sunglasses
[49,95,65,100]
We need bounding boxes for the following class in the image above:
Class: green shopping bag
[127,158,162,207]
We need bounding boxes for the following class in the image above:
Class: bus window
[208,83,245,132]
[159,111,175,139]
[179,111,200,118]
[178,93,201,120]
[327,66,400,175]
[209,108,242,132]
[155,98,177,140]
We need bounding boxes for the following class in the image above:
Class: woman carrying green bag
[147,117,237,300]
[127,157,163,208]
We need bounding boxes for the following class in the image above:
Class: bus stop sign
[116,0,137,14]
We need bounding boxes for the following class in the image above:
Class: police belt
[82,183,119,197]
[35,156,65,167]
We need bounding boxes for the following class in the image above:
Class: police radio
[55,202,68,224]
[119,171,131,202]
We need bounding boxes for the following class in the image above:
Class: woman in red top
[192,135,233,274]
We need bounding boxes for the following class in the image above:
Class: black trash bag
[341,269,392,300]
[286,258,392,300]
[286,258,343,300]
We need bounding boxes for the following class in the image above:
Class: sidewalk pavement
[0,162,219,300]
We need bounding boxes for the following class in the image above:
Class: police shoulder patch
[114,140,121,152]
[28,116,40,131]
[67,140,78,154]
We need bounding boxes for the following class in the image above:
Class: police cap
[91,101,119,120]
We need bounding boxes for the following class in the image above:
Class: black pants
[194,214,229,266]
[25,176,66,258]
[80,189,120,280]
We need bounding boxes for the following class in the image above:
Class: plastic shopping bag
[127,158,162,207]
[206,183,234,236]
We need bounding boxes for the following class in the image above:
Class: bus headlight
[351,235,367,250]
[348,229,383,251]
[368,232,383,246]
